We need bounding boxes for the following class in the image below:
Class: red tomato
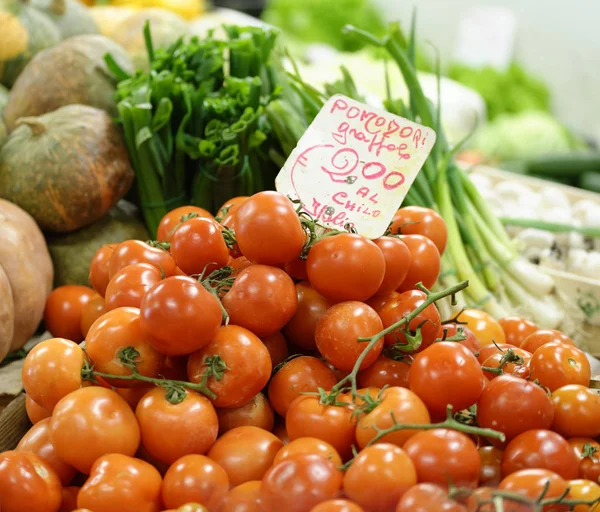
[77,454,162,512]
[409,342,484,419]
[170,217,230,276]
[568,479,600,512]
[315,301,383,372]
[404,429,480,488]
[274,437,342,467]
[104,263,163,311]
[307,233,385,303]
[235,191,305,266]
[140,276,222,355]
[223,265,298,337]
[44,285,95,342]
[207,426,283,486]
[187,325,272,408]
[229,255,254,275]
[22,337,84,412]
[520,329,575,353]
[390,206,448,255]
[357,355,410,389]
[217,196,248,218]
[261,332,289,367]
[395,483,467,512]
[49,387,141,474]
[162,455,229,510]
[378,290,441,351]
[268,356,337,417]
[216,392,274,434]
[80,293,105,337]
[440,323,481,355]
[498,316,539,347]
[373,236,411,295]
[479,445,503,486]
[135,387,218,465]
[0,451,62,512]
[25,394,51,424]
[355,386,431,449]
[365,290,400,313]
[396,234,441,291]
[283,281,331,351]
[569,438,600,482]
[109,240,177,279]
[86,307,163,387]
[477,375,554,448]
[344,443,416,512]
[529,341,591,391]
[260,454,343,512]
[89,243,117,297]
[551,385,600,438]
[476,343,517,365]
[482,347,532,380]
[501,429,579,480]
[498,469,568,512]
[218,481,262,512]
[157,206,214,242]
[457,309,506,347]
[310,500,365,512]
[284,257,309,281]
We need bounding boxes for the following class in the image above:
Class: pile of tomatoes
[2,191,600,512]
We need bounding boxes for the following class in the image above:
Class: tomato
[344,443,416,512]
[307,233,385,303]
[390,206,448,255]
[25,394,51,424]
[109,240,177,279]
[261,332,289,368]
[357,355,410,389]
[568,479,600,512]
[498,316,539,347]
[49,387,140,474]
[529,341,591,391]
[86,307,163,387]
[310,500,365,512]
[140,276,222,355]
[268,356,337,417]
[285,257,309,281]
[217,196,249,219]
[170,217,230,277]
[373,236,411,295]
[498,469,568,512]
[0,451,62,512]
[135,387,218,465]
[207,426,283,486]
[80,293,105,337]
[162,455,229,510]
[60,486,80,512]
[274,437,343,467]
[104,263,163,311]
[378,290,441,351]
[409,342,484,419]
[216,392,274,434]
[395,483,467,512]
[89,243,117,297]
[396,234,441,291]
[286,394,356,460]
[520,329,575,353]
[365,290,400,312]
[235,191,305,266]
[462,487,495,512]
[477,375,554,447]
[283,281,331,351]
[157,206,214,242]
[501,429,579,480]
[478,446,503,487]
[457,309,506,346]
[476,343,516,365]
[218,481,263,512]
[77,454,162,512]
[17,417,77,485]
[315,301,383,372]
[551,385,600,438]
[223,265,298,337]
[482,347,532,380]
[355,386,430,449]
[260,454,342,512]
[22,337,84,412]
[569,438,600,482]
[44,285,95,342]
[187,325,272,408]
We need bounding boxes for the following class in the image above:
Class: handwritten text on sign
[275,94,437,239]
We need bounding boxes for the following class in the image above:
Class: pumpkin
[0,0,61,87]
[3,34,133,131]
[47,200,149,287]
[31,0,98,39]
[110,8,189,70]
[89,5,139,38]
[0,104,135,233]
[0,199,53,361]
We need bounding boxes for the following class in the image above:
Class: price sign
[275,95,436,239]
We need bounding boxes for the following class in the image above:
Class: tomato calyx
[221,226,237,250]
[146,240,171,251]
[453,404,478,427]
[582,443,599,461]
[436,326,467,343]
[481,348,524,376]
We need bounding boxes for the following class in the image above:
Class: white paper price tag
[275,95,436,239]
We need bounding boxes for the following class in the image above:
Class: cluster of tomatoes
[1,191,600,512]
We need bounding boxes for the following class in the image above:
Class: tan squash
[0,199,53,361]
